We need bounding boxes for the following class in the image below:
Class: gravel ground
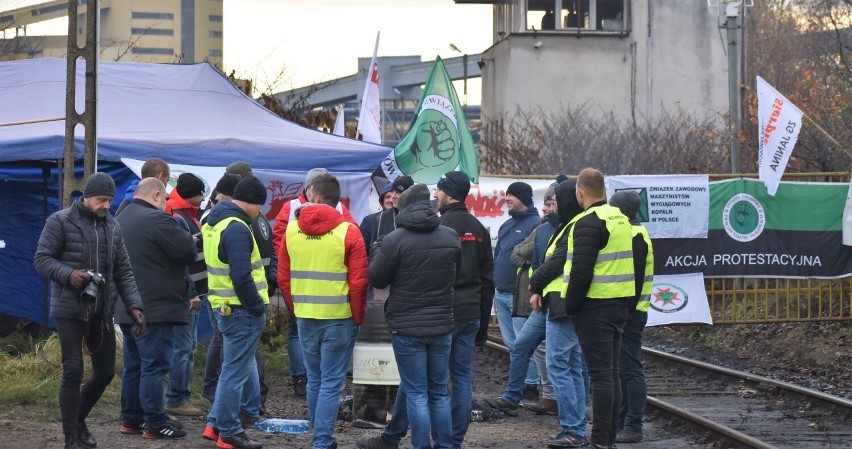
[1,345,701,449]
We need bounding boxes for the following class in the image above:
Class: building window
[132,11,175,20]
[209,30,223,38]
[526,0,627,32]
[131,47,174,55]
[208,49,222,57]
[131,28,174,36]
[209,15,222,22]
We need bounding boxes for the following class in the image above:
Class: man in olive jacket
[115,178,197,439]
[34,172,145,449]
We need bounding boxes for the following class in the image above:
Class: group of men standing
[35,161,652,449]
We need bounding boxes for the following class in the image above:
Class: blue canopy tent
[0,58,388,328]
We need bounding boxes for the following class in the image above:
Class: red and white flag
[757,76,803,196]
[357,31,382,144]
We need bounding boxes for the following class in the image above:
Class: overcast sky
[1,0,493,100]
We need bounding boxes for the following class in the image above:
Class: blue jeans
[390,333,453,449]
[619,311,648,434]
[288,307,306,379]
[545,317,587,438]
[502,310,547,405]
[382,320,479,446]
[298,318,358,449]
[495,291,538,385]
[119,323,174,426]
[207,308,265,437]
[167,308,198,408]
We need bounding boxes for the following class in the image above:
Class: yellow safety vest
[203,217,270,309]
[285,220,352,319]
[541,224,572,297]
[561,204,635,299]
[633,225,654,312]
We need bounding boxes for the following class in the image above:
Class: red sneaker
[216,436,235,449]
[203,426,219,442]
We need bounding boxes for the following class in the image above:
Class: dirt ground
[1,345,695,449]
[1,321,847,449]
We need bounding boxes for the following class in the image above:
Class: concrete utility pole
[63,0,99,207]
[724,1,742,174]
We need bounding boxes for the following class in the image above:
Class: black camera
[80,270,105,305]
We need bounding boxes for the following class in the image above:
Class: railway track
[485,335,852,448]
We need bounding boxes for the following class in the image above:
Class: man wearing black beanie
[434,171,495,448]
[490,180,541,414]
[201,175,268,449]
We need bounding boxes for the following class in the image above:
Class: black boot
[64,434,86,449]
[78,421,97,448]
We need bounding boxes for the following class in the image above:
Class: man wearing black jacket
[115,178,197,440]
[360,184,461,449]
[563,168,635,449]
[435,171,495,447]
[34,172,146,449]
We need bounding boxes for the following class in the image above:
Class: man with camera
[34,172,146,449]
[115,177,198,440]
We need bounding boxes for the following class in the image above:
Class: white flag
[357,31,382,144]
[332,106,345,136]
[757,76,803,196]
[646,273,713,327]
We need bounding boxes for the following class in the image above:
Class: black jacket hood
[396,202,440,232]
[555,179,583,224]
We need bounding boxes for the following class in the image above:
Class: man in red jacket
[271,168,356,397]
[278,173,367,449]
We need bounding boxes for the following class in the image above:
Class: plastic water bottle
[255,418,310,434]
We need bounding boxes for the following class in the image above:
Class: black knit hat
[506,181,534,207]
[215,174,242,197]
[176,173,205,199]
[436,171,471,203]
[233,176,267,205]
[397,184,430,211]
[391,176,414,193]
[83,172,116,198]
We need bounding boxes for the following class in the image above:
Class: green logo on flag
[722,193,765,242]
[394,96,459,182]
[650,283,689,313]
[381,57,479,185]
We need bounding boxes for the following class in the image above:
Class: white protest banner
[646,273,713,327]
[605,175,709,239]
[121,158,374,228]
[463,177,556,245]
[757,76,804,196]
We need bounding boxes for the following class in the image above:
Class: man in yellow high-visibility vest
[278,173,368,449]
[557,168,635,449]
[609,190,654,444]
[202,176,269,449]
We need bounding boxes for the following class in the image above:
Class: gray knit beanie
[396,184,431,211]
[83,173,116,198]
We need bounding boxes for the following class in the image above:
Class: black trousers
[55,318,116,439]
[573,300,627,447]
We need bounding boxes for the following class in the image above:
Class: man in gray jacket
[114,178,197,440]
[34,172,146,449]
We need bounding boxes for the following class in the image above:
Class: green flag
[381,56,479,184]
